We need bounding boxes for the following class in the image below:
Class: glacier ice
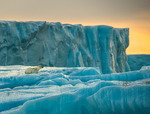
[0,21,130,74]
[128,54,150,71]
[0,66,150,114]
[0,21,149,114]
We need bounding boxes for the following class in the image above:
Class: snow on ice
[0,66,150,114]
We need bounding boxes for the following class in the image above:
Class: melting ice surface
[0,66,150,114]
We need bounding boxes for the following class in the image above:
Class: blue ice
[0,66,150,114]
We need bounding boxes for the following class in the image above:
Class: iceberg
[0,21,130,74]
[128,54,150,71]
[0,21,149,114]
[0,66,150,114]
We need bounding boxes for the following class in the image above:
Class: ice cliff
[0,21,150,114]
[0,21,130,74]
[0,66,150,114]
[128,54,150,71]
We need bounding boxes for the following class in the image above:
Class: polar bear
[25,65,44,74]
[122,81,131,86]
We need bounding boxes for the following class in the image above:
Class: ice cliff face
[0,21,130,74]
[128,54,150,71]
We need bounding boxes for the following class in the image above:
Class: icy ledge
[0,21,130,74]
[128,54,150,71]
[0,66,150,114]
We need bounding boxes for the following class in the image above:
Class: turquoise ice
[0,21,130,74]
[0,66,150,114]
[0,21,149,114]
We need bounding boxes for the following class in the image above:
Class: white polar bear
[25,65,43,74]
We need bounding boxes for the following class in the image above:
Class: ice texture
[0,21,130,74]
[128,54,150,71]
[0,21,149,113]
[0,66,150,114]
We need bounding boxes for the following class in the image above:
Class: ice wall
[128,54,150,71]
[0,21,130,74]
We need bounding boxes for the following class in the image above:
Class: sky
[0,0,150,54]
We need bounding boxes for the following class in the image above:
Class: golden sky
[0,0,150,54]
